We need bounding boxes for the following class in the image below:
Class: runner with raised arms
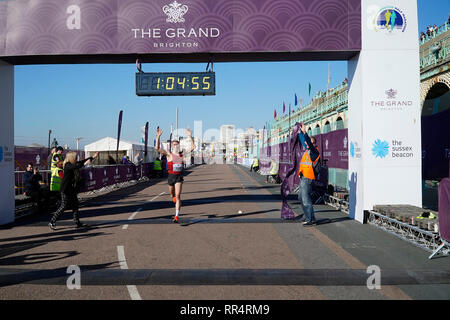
[155,126,195,223]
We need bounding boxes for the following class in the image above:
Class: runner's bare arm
[155,127,169,156]
[186,128,195,153]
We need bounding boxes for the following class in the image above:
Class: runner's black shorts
[168,173,184,186]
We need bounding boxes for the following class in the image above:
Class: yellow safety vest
[253,159,259,167]
[154,159,162,171]
[269,161,278,175]
[50,153,63,191]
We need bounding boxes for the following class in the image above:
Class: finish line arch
[0,0,422,225]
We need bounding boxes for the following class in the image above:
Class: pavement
[0,164,449,300]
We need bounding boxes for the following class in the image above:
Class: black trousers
[50,192,80,223]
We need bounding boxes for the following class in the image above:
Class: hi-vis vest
[50,153,63,191]
[298,148,320,180]
[253,159,259,167]
[154,159,162,171]
[269,160,279,175]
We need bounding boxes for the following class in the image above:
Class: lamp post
[48,129,52,155]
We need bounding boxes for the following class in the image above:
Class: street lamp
[48,129,52,155]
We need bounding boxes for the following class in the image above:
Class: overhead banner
[0,0,361,61]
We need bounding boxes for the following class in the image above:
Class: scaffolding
[366,210,449,257]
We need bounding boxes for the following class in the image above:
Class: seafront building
[252,20,449,193]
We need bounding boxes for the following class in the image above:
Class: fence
[14,163,155,197]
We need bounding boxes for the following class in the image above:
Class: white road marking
[148,192,166,202]
[117,245,142,300]
[123,208,142,230]
[122,192,165,230]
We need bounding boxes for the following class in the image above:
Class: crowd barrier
[14,163,155,197]
[78,163,154,193]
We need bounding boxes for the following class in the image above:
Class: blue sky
[13,0,449,149]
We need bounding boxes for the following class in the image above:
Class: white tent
[84,137,158,163]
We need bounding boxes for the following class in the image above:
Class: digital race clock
[136,72,216,96]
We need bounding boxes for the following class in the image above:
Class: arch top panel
[0,0,361,65]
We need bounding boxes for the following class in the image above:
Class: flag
[294,94,298,106]
[328,63,331,85]
[308,83,312,97]
[274,109,277,119]
[144,122,149,156]
[116,110,123,162]
[283,102,285,113]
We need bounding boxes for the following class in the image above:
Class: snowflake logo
[89,171,93,180]
[372,139,389,158]
[343,136,348,149]
[350,142,355,158]
[163,1,188,23]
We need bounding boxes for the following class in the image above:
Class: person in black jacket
[48,152,98,230]
[23,163,45,211]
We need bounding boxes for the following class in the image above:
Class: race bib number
[173,163,183,172]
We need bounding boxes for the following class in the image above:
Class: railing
[420,22,449,46]
[420,41,450,70]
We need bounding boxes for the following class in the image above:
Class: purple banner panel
[0,0,361,59]
[438,178,450,242]
[421,108,450,180]
[318,129,349,170]
[78,163,154,193]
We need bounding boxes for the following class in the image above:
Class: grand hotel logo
[163,1,188,23]
[370,88,413,111]
[131,1,221,48]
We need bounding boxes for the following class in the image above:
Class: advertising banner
[78,163,154,193]
[0,0,361,61]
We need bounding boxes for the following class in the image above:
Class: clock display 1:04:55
[152,76,211,90]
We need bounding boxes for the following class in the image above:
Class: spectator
[250,157,259,172]
[133,151,143,166]
[107,155,116,165]
[266,159,280,183]
[23,163,45,212]
[153,155,163,178]
[49,152,99,230]
[47,147,56,181]
[50,146,64,192]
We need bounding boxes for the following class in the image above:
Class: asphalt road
[1,164,449,300]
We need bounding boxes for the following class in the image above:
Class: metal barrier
[324,194,349,214]
[366,210,449,256]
